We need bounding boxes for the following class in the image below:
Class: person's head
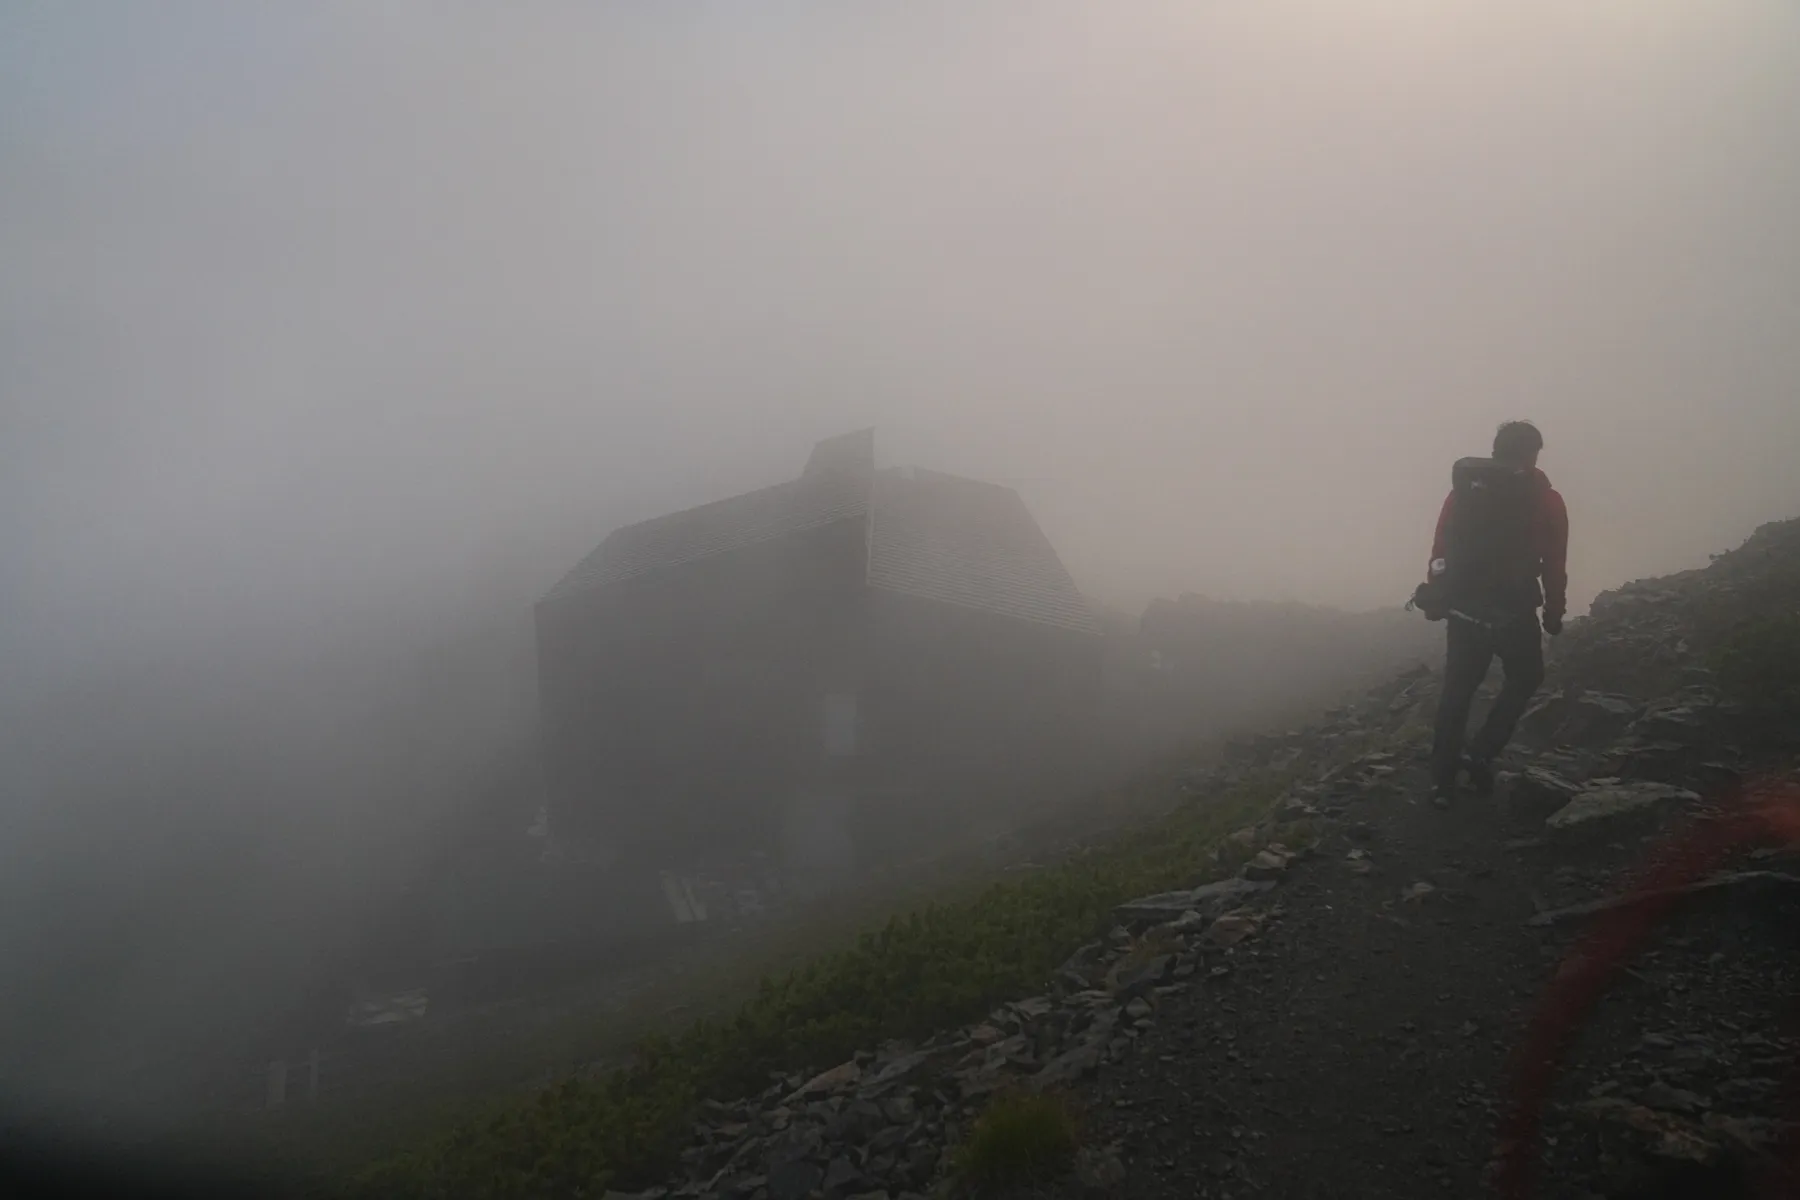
[1493,420,1544,468]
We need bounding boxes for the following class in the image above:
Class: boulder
[1508,767,1583,820]
[1545,779,1700,837]
[1241,848,1291,882]
[1603,738,1702,786]
[1031,1042,1101,1090]
[1108,954,1173,1002]
[856,1049,934,1098]
[1200,909,1262,949]
[1150,908,1211,938]
[786,1060,861,1103]
[1555,692,1642,747]
[1113,877,1274,924]
[1633,704,1714,745]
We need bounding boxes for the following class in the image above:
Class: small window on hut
[822,692,858,757]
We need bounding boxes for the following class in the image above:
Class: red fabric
[1428,468,1568,619]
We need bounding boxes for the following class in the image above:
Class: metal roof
[541,471,870,602]
[867,468,1098,634]
[543,432,1097,635]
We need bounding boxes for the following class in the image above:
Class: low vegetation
[1713,612,1800,726]
[348,773,1286,1199]
[955,1089,1081,1188]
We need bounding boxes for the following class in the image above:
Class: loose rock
[1545,779,1701,837]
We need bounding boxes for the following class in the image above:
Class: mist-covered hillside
[1099,593,1441,768]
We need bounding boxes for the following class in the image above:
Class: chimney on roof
[804,428,875,478]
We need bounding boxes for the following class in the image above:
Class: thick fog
[3,0,1799,1135]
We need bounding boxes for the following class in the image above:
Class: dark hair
[1493,420,1544,463]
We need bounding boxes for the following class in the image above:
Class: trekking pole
[1447,609,1494,631]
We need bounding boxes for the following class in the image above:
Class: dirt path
[1038,752,1553,1198]
[1021,750,1798,1199]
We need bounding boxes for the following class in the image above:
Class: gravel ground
[1003,751,1799,1200]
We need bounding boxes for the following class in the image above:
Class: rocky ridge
[605,518,1799,1200]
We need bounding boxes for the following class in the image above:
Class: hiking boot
[1463,754,1496,798]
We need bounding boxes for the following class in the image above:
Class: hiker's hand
[1542,613,1563,636]
[1412,581,1448,622]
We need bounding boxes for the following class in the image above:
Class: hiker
[1416,420,1569,808]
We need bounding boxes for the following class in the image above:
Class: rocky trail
[603,519,1800,1200]
[1014,739,1800,1199]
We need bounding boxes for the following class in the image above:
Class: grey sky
[4,0,1799,692]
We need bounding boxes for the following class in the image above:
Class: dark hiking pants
[1430,610,1545,791]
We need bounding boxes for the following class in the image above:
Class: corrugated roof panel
[866,469,1098,634]
[541,434,1095,634]
[542,470,870,602]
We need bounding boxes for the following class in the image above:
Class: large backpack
[1439,457,1542,611]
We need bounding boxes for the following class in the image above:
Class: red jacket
[1429,467,1569,619]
